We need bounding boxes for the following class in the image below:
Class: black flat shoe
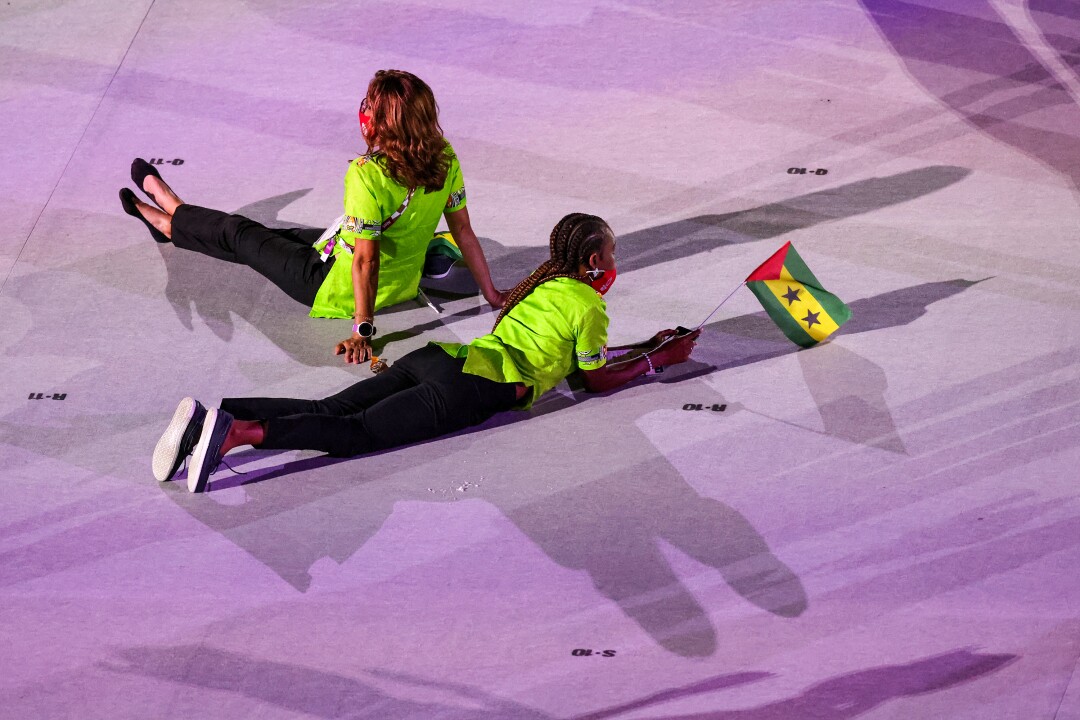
[130,158,163,200]
[119,188,169,243]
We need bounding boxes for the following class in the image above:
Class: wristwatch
[353,320,377,338]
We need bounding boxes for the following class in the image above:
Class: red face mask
[587,268,617,295]
[358,100,372,138]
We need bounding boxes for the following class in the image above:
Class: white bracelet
[643,353,655,375]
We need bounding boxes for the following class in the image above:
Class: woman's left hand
[650,329,701,367]
[335,336,373,364]
[647,329,681,348]
[485,288,511,309]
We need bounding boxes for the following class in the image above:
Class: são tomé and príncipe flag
[745,242,851,348]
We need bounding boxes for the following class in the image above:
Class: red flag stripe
[745,241,790,282]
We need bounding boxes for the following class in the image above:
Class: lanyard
[319,187,416,262]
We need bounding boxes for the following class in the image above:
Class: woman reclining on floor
[152,213,702,492]
[120,69,505,365]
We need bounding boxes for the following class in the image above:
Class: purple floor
[2,1,1079,718]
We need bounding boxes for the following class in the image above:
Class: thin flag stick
[695,281,745,329]
[608,280,745,371]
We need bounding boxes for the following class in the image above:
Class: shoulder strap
[380,187,415,232]
[348,152,416,234]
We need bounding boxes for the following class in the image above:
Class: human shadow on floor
[743,347,1080,547]
[0,293,1019,661]
[0,275,980,647]
[8,358,1073,670]
[155,166,970,365]
[157,189,349,367]
[676,275,983,403]
[509,447,809,656]
[151,276,985,655]
[244,274,981,464]
[481,166,971,283]
[107,644,1013,719]
[862,0,1080,192]
[158,371,803,658]
[678,278,985,452]
[156,189,482,363]
[798,343,907,453]
[142,275,982,649]
[693,279,982,373]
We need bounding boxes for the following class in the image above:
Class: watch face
[355,321,375,337]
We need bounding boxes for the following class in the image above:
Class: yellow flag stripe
[761,279,840,342]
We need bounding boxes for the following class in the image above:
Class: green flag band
[745,242,851,347]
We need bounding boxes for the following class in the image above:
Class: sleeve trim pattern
[577,346,608,367]
[445,187,466,209]
[343,215,384,235]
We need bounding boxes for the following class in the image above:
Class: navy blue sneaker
[152,397,207,482]
[187,408,233,493]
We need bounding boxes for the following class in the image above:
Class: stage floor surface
[2,1,1079,718]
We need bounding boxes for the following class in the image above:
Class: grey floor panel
[2,1,1079,718]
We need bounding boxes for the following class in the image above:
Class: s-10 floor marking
[571,649,617,657]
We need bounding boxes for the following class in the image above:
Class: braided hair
[493,213,612,330]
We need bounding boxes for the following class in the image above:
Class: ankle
[141,203,173,239]
[146,176,182,213]
[222,420,266,454]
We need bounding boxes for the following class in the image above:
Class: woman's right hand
[649,329,701,367]
[335,336,373,364]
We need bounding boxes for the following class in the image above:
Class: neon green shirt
[436,277,609,409]
[309,144,467,318]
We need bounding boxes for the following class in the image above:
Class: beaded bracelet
[643,353,655,375]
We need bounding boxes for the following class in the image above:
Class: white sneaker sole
[152,397,197,482]
[188,407,223,493]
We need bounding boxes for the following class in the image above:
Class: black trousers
[171,204,332,306]
[221,345,520,457]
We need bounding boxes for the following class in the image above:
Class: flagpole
[696,281,745,329]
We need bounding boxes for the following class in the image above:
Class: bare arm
[333,239,380,364]
[577,329,700,393]
[444,206,507,308]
